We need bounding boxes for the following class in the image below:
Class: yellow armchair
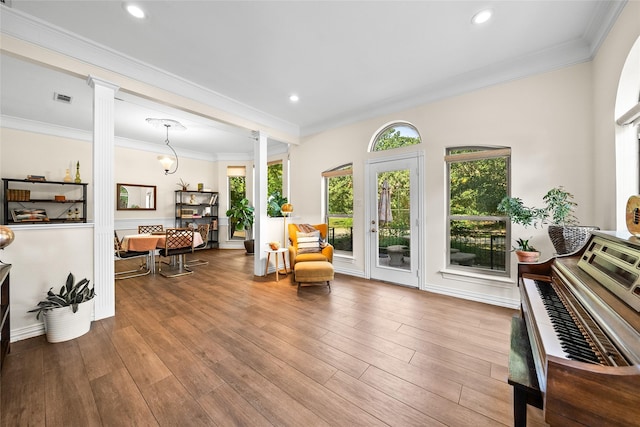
[288,223,334,271]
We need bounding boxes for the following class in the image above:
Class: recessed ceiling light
[289,94,299,102]
[471,9,492,25]
[125,4,146,19]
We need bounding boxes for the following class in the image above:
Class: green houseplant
[498,187,597,256]
[28,273,95,343]
[226,197,255,253]
[497,186,577,227]
[512,238,540,263]
[267,191,288,217]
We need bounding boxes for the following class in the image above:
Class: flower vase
[63,169,72,183]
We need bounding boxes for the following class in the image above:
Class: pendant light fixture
[146,118,186,175]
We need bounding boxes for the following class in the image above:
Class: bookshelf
[2,178,87,225]
[174,190,219,248]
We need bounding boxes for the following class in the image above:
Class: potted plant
[542,187,599,254]
[28,273,95,343]
[267,191,288,217]
[498,187,598,255]
[226,197,255,254]
[512,238,540,263]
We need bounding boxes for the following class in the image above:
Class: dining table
[121,231,204,274]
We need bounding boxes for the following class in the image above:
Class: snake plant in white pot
[28,273,95,343]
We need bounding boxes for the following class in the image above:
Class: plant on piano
[499,187,596,256]
[542,187,578,226]
[512,238,540,263]
[513,238,536,252]
[496,196,547,228]
[497,186,577,228]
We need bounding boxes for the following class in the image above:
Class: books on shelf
[181,208,195,218]
[208,194,218,205]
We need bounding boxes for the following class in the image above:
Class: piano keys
[514,230,640,426]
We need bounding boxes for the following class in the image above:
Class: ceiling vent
[53,92,72,104]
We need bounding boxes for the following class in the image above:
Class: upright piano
[515,230,640,426]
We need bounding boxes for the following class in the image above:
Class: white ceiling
[0,1,626,158]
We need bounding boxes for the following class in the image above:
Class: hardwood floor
[1,249,548,426]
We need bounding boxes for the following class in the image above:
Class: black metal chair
[186,223,210,267]
[138,224,164,234]
[114,231,151,280]
[158,228,195,277]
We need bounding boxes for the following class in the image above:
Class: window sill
[440,267,514,288]
[334,253,355,263]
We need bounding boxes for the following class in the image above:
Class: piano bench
[508,315,543,427]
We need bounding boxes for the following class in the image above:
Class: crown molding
[0,7,300,139]
[0,115,261,162]
[1,2,627,139]
[300,1,627,136]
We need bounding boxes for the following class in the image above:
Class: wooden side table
[264,248,288,281]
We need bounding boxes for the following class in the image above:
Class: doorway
[367,155,421,287]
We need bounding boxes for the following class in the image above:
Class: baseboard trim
[11,322,45,343]
[422,283,520,309]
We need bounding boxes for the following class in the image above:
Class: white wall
[291,1,640,307]
[114,145,218,235]
[592,1,640,229]
[293,64,593,306]
[1,129,94,223]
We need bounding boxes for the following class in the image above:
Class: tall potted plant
[28,273,95,343]
[226,197,255,254]
[542,187,598,254]
[498,187,598,256]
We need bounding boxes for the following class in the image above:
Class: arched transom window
[370,122,421,152]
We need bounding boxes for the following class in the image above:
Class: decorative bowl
[0,226,15,250]
[269,241,280,250]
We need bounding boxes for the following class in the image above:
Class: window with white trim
[227,166,246,240]
[446,147,510,274]
[323,164,353,255]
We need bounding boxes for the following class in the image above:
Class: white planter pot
[43,299,94,343]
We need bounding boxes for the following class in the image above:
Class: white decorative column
[254,131,268,276]
[87,76,118,320]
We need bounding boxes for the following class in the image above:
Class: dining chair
[186,223,210,267]
[114,231,151,280]
[138,224,164,234]
[158,228,195,277]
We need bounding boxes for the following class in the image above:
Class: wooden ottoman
[294,261,334,290]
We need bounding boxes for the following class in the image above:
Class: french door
[367,156,420,287]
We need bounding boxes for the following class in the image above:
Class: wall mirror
[117,183,156,210]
